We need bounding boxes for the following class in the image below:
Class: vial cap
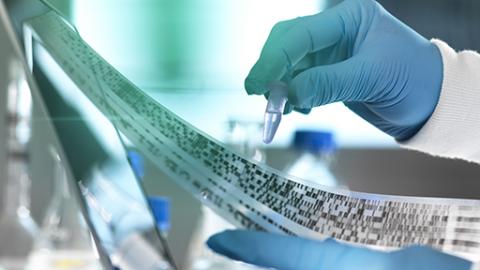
[293,130,336,153]
[148,196,170,232]
[128,150,145,179]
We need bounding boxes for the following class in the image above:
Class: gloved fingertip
[207,230,231,249]
[207,232,229,254]
[287,76,316,108]
[322,238,344,247]
[283,103,294,114]
[294,107,312,115]
[208,230,248,249]
[245,77,268,95]
[206,230,246,261]
[206,234,220,250]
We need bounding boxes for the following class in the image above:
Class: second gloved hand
[207,230,471,270]
[245,0,443,140]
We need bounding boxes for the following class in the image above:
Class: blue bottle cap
[127,150,145,179]
[148,196,170,232]
[293,130,336,153]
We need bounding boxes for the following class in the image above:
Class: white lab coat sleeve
[400,39,480,164]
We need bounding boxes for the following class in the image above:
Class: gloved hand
[207,230,471,270]
[245,0,443,140]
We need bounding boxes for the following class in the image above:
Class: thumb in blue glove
[207,230,471,270]
[245,0,443,140]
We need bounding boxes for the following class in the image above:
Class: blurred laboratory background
[1,0,480,269]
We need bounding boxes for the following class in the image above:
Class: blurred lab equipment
[109,182,174,270]
[184,119,266,270]
[112,232,172,270]
[285,130,342,188]
[0,59,38,270]
[25,148,101,270]
[106,168,175,270]
[82,166,175,270]
[17,4,178,268]
[125,151,177,270]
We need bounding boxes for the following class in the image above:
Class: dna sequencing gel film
[25,12,480,262]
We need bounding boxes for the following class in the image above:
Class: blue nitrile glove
[207,230,471,270]
[245,0,443,140]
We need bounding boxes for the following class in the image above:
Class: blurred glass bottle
[112,230,172,270]
[185,119,265,270]
[25,149,102,270]
[0,150,38,270]
[225,119,265,162]
[285,130,344,188]
[0,60,38,270]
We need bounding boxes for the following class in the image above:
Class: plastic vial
[263,81,288,144]
[285,130,343,188]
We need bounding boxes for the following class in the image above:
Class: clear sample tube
[263,81,288,144]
